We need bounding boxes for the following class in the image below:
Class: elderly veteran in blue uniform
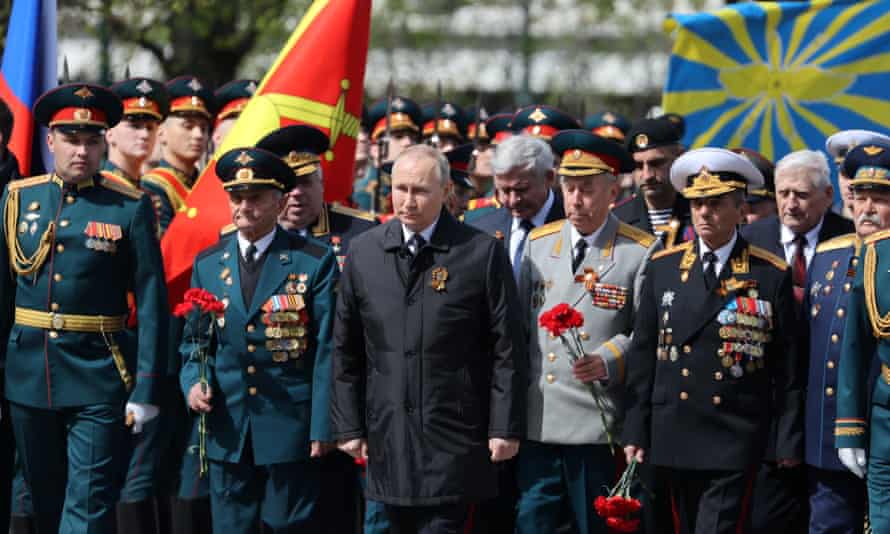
[805,144,890,534]
[517,130,659,533]
[0,83,167,534]
[622,148,803,534]
[834,143,890,533]
[180,146,337,533]
[826,129,890,219]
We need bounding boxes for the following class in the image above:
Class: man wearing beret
[517,130,659,533]
[613,116,693,248]
[623,148,803,534]
[0,83,167,533]
[181,146,338,532]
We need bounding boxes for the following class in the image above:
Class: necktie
[792,234,808,304]
[244,243,257,268]
[703,251,718,290]
[512,219,535,280]
[409,233,426,257]
[572,239,588,273]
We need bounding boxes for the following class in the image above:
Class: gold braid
[3,188,54,277]
[864,243,890,338]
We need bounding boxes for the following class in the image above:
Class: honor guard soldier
[466,106,489,147]
[104,78,170,192]
[181,147,337,533]
[516,130,659,533]
[730,148,777,225]
[142,76,215,236]
[612,116,694,248]
[212,79,257,150]
[582,111,631,143]
[510,105,579,141]
[352,95,422,213]
[834,143,890,533]
[0,84,167,534]
[444,143,477,218]
[462,113,513,224]
[623,148,804,534]
[826,130,890,218]
[421,101,468,152]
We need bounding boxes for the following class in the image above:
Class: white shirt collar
[512,189,554,232]
[569,217,608,251]
[402,216,440,245]
[237,227,277,261]
[779,217,823,247]
[698,231,738,276]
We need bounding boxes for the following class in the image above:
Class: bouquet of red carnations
[594,459,642,532]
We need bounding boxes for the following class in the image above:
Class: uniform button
[683,345,692,354]
[65,195,75,204]
[246,324,255,333]
[844,283,852,293]
[248,387,257,396]
[547,352,557,362]
[546,373,556,384]
[53,273,62,282]
[831,334,839,344]
[48,331,58,339]
[852,257,860,267]
[679,391,689,400]
[50,302,59,311]
[837,308,845,318]
[712,395,722,406]
[247,344,256,353]
[826,387,835,397]
[681,368,690,377]
[247,365,256,374]
[59,219,70,227]
[55,244,64,253]
[579,331,590,341]
[714,371,724,381]
[827,360,835,369]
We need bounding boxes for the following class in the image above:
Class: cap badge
[529,107,547,123]
[74,87,94,99]
[442,103,455,115]
[531,125,542,136]
[235,151,254,165]
[137,96,147,107]
[74,108,92,121]
[572,149,583,160]
[136,80,153,94]
[188,78,203,91]
[246,81,258,95]
[236,168,254,181]
[864,145,884,156]
[635,133,649,149]
[603,112,616,123]
[392,97,404,110]
[190,96,200,107]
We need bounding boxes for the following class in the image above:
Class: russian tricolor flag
[0,0,56,176]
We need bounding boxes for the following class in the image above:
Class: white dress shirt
[569,218,608,263]
[402,217,439,254]
[509,189,555,265]
[699,231,738,278]
[780,218,823,268]
[237,227,277,262]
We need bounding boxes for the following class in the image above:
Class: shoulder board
[330,204,376,222]
[8,174,52,191]
[196,239,228,261]
[467,197,499,210]
[616,222,656,248]
[219,223,237,236]
[529,219,564,241]
[816,233,858,253]
[749,245,788,270]
[287,232,328,260]
[651,240,693,261]
[99,177,143,200]
[610,194,636,210]
[865,228,890,245]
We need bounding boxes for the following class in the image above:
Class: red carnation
[175,288,225,317]
[606,516,640,533]
[173,302,195,318]
[539,303,584,337]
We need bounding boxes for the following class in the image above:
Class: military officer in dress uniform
[211,79,257,151]
[834,143,890,533]
[805,143,890,534]
[510,105,580,141]
[142,75,215,236]
[0,83,167,534]
[612,116,693,248]
[421,101,468,152]
[517,130,659,533]
[622,148,804,534]
[825,130,890,219]
[181,146,337,532]
[582,111,630,144]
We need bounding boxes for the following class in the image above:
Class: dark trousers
[318,451,361,534]
[516,440,614,534]
[665,467,756,534]
[384,503,468,534]
[469,459,517,534]
[749,462,807,533]
[10,401,126,534]
[807,466,865,534]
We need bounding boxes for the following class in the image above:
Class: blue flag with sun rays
[662,0,890,163]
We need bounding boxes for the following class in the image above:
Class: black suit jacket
[469,193,564,244]
[622,236,804,470]
[331,209,527,505]
[740,212,854,259]
[612,193,694,248]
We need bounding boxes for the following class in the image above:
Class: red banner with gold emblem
[161,0,371,310]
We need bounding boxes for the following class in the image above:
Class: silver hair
[775,149,831,190]
[491,134,554,182]
[393,144,450,186]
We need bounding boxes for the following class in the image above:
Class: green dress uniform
[179,148,337,532]
[0,84,168,534]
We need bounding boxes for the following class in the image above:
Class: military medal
[272,351,288,362]
[286,281,299,294]
[331,236,342,254]
[669,346,679,361]
[431,267,448,292]
[730,363,744,378]
[83,221,122,253]
[661,290,675,308]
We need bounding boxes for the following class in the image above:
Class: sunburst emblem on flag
[662,1,890,162]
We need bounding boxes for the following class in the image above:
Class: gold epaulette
[865,228,890,245]
[749,245,788,270]
[219,223,237,236]
[330,204,376,222]
[8,174,52,191]
[651,240,692,260]
[467,197,500,210]
[617,222,656,248]
[816,233,858,253]
[99,177,143,200]
[529,219,564,241]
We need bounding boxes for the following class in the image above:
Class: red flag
[161,0,371,309]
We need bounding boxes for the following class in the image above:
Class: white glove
[838,447,867,479]
[126,402,160,434]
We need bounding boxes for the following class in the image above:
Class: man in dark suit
[331,144,526,534]
[470,134,564,281]
[623,148,804,534]
[740,149,853,534]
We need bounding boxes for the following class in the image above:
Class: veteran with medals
[517,130,659,533]
[622,148,803,534]
[0,84,167,534]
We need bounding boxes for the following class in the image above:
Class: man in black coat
[740,149,853,534]
[623,148,804,534]
[331,145,526,534]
